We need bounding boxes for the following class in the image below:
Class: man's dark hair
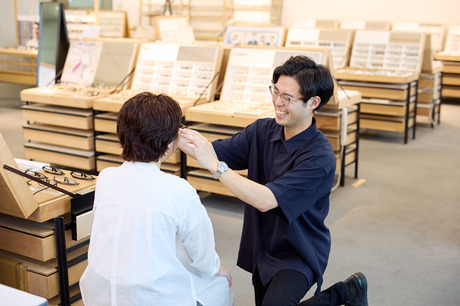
[272,55,334,110]
[117,92,182,163]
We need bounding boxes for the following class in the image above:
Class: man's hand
[179,128,219,174]
[216,265,232,287]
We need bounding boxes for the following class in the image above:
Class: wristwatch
[213,161,228,179]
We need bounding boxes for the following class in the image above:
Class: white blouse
[80,162,233,306]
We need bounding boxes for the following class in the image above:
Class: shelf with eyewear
[284,28,354,69]
[339,20,391,31]
[335,30,426,143]
[434,25,460,100]
[65,10,129,39]
[184,46,361,195]
[92,43,224,175]
[0,134,96,305]
[0,48,37,85]
[19,39,140,172]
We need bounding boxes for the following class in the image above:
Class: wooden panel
[442,86,460,98]
[27,259,87,299]
[0,134,38,218]
[360,116,414,132]
[94,114,117,133]
[23,124,94,150]
[360,102,410,116]
[443,74,460,86]
[24,145,95,171]
[21,105,93,130]
[95,136,122,155]
[20,87,100,109]
[341,85,409,100]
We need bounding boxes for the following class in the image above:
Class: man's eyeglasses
[268,85,303,105]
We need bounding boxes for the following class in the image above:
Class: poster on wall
[224,26,285,47]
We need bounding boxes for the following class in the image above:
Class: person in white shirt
[80,92,233,306]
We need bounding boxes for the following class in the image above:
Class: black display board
[36,2,69,87]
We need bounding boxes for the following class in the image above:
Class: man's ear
[310,96,321,110]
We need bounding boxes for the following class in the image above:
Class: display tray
[439,62,460,74]
[21,104,93,130]
[95,134,122,156]
[434,52,460,62]
[20,86,111,109]
[338,81,416,100]
[0,48,37,85]
[0,246,87,299]
[94,112,117,133]
[335,67,419,83]
[443,74,460,86]
[1,133,96,221]
[360,99,415,116]
[23,124,94,151]
[360,114,414,132]
[323,127,357,152]
[24,142,95,172]
[441,86,460,98]
[0,213,89,262]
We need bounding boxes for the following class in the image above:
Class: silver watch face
[218,161,228,172]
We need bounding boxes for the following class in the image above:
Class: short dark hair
[117,92,182,163]
[272,56,334,110]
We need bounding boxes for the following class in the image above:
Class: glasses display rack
[19,40,139,172]
[335,30,426,143]
[339,20,391,31]
[92,43,223,176]
[284,28,354,69]
[0,48,37,85]
[292,19,340,29]
[184,46,362,196]
[65,10,129,39]
[0,133,96,305]
[434,25,460,101]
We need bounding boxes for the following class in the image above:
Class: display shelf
[152,15,195,43]
[0,135,95,305]
[292,19,339,29]
[284,28,354,69]
[337,80,418,143]
[65,10,129,39]
[435,40,460,101]
[336,29,426,143]
[224,25,285,46]
[339,20,391,31]
[20,39,139,173]
[0,47,37,85]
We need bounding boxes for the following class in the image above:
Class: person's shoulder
[251,117,277,131]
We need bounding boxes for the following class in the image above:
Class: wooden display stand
[336,30,426,143]
[184,46,361,196]
[284,28,354,69]
[20,39,139,172]
[0,48,37,85]
[432,25,460,102]
[0,132,96,305]
[92,43,224,175]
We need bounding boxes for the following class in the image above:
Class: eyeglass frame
[268,85,304,105]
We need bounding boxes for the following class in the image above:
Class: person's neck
[284,117,313,140]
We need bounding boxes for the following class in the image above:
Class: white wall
[282,0,460,27]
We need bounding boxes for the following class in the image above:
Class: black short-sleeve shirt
[212,117,335,294]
